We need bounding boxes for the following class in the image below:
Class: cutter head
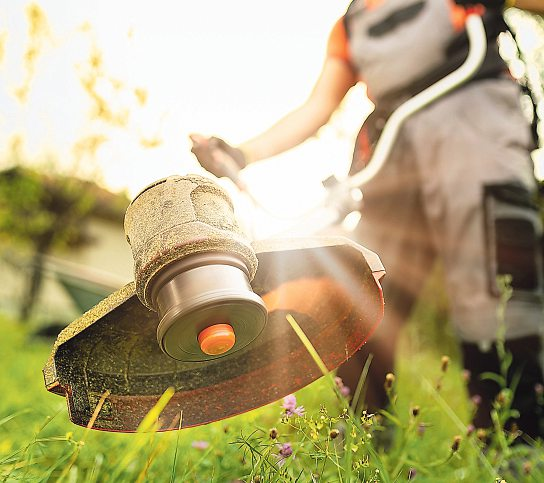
[44,236,384,431]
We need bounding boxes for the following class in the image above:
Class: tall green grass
[0,271,542,481]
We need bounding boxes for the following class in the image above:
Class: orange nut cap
[198,324,236,355]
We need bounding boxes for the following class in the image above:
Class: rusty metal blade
[43,236,384,431]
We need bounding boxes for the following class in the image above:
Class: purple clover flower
[191,440,209,450]
[282,394,305,417]
[276,442,293,467]
[334,376,351,397]
[282,394,296,411]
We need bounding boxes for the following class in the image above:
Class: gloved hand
[190,134,247,183]
[453,0,506,8]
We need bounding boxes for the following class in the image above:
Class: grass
[0,273,543,481]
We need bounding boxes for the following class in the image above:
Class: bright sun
[0,0,370,238]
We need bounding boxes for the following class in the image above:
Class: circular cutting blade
[45,237,384,432]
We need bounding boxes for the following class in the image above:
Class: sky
[0,0,372,237]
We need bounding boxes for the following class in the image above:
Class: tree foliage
[0,2,153,322]
[0,166,95,250]
[0,163,96,321]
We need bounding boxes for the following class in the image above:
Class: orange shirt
[327,18,352,65]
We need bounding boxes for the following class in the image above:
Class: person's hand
[453,0,505,7]
[189,134,247,183]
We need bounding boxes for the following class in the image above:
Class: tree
[0,162,96,321]
[0,3,157,322]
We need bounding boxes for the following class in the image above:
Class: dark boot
[461,335,544,440]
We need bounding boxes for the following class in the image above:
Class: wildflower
[282,394,305,417]
[476,428,487,442]
[462,369,471,383]
[471,394,482,407]
[510,422,519,435]
[276,442,293,467]
[329,428,340,439]
[362,418,373,431]
[269,427,278,440]
[191,440,209,450]
[535,383,544,396]
[384,373,395,391]
[411,405,420,418]
[278,442,293,457]
[417,423,426,437]
[441,356,450,373]
[523,461,532,475]
[451,435,462,453]
[408,467,417,480]
[496,390,509,407]
[334,376,351,397]
[282,394,296,411]
[466,424,475,437]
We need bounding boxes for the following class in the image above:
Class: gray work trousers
[357,77,543,344]
[337,77,544,409]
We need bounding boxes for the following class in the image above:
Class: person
[190,0,544,439]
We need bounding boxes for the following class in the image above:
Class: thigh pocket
[484,183,543,300]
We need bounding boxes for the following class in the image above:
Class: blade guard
[43,236,384,432]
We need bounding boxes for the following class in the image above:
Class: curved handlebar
[346,13,487,189]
